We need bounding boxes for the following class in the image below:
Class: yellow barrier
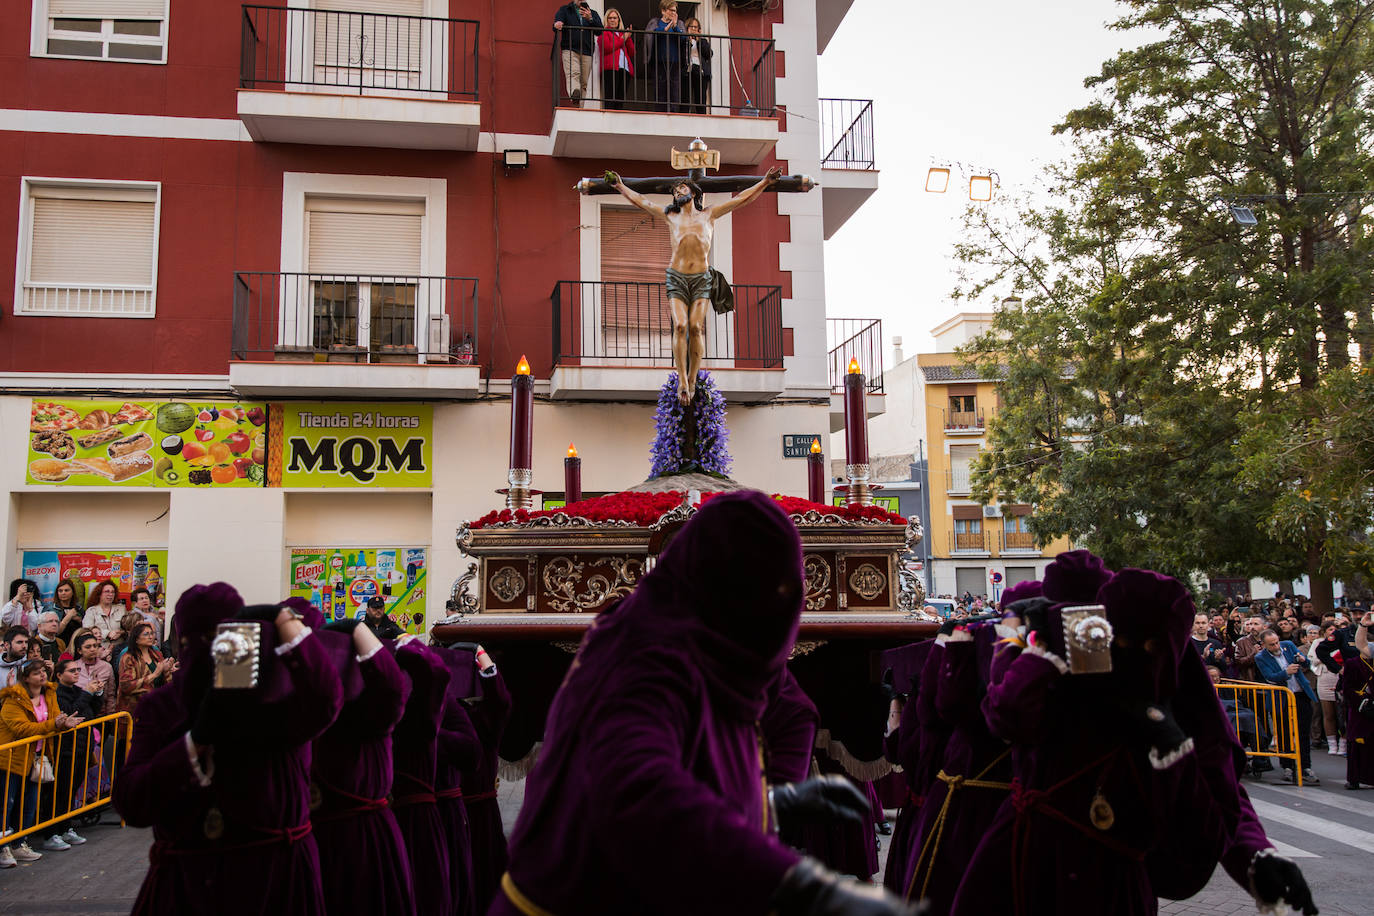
[1,712,132,848]
[1216,679,1303,786]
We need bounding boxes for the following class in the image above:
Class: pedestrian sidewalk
[0,816,147,915]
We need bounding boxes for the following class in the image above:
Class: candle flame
[567,443,578,458]
[810,438,822,454]
[516,355,531,376]
[847,358,861,375]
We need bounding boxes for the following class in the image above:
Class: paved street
[2,749,1368,914]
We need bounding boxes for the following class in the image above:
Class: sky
[818,0,1140,358]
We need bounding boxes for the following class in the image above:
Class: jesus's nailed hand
[766,166,784,183]
[604,170,621,186]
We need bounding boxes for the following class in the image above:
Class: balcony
[548,281,784,400]
[943,407,985,434]
[1000,529,1040,554]
[946,467,972,495]
[950,530,990,555]
[548,27,779,163]
[229,272,482,398]
[828,318,885,432]
[237,6,481,150]
[819,99,879,239]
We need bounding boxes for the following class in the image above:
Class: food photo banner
[28,399,267,487]
[270,403,433,488]
[288,546,428,636]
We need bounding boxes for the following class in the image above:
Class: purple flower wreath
[649,371,732,478]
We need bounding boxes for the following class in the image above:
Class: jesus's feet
[678,383,692,405]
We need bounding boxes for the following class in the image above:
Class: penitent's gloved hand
[770,775,870,830]
[1249,849,1318,915]
[324,618,362,634]
[771,858,928,916]
[1124,698,1193,768]
[1008,597,1054,646]
[938,618,959,637]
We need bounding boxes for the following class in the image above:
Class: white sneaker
[0,846,15,868]
[62,828,86,846]
[1337,738,1348,756]
[41,835,71,851]
[12,842,42,862]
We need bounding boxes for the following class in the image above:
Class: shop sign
[832,494,900,512]
[26,399,267,488]
[288,547,427,635]
[22,549,170,609]
[274,403,432,487]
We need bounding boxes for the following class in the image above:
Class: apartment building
[1,1,881,628]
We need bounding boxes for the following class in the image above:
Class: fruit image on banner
[289,547,427,636]
[22,549,170,609]
[270,403,432,488]
[26,398,267,487]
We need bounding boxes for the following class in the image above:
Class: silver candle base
[505,467,534,510]
[845,463,872,507]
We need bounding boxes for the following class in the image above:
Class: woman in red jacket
[599,9,635,110]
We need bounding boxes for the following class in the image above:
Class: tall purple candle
[806,438,825,503]
[843,359,868,465]
[565,444,582,505]
[509,356,533,471]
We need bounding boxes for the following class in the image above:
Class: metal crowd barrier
[1215,679,1303,785]
[1,712,132,847]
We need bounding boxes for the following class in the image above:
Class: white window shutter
[29,197,156,286]
[312,0,427,75]
[307,203,423,276]
[312,0,424,14]
[48,1,167,18]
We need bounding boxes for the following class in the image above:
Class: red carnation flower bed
[470,490,904,529]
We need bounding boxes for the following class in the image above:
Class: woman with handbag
[0,658,83,867]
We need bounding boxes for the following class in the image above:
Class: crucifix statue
[577,139,816,405]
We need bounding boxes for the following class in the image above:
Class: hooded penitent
[492,490,806,916]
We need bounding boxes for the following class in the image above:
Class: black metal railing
[943,406,985,431]
[820,99,875,169]
[828,318,884,393]
[550,26,775,116]
[551,281,783,368]
[232,272,478,364]
[950,530,988,553]
[1001,529,1037,552]
[946,467,973,494]
[240,5,479,99]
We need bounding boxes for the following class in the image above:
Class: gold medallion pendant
[1089,789,1115,831]
[203,807,225,840]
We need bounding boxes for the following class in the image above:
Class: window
[17,179,160,317]
[599,206,673,357]
[311,0,427,92]
[305,197,423,353]
[38,1,169,63]
[953,518,982,534]
[949,394,975,413]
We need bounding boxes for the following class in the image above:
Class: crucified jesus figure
[607,166,783,405]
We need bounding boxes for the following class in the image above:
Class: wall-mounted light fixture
[502,149,530,170]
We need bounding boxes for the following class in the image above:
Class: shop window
[37,1,169,63]
[16,179,160,317]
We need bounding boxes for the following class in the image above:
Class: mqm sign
[277,403,432,487]
[781,434,823,459]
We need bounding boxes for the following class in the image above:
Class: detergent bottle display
[290,546,428,635]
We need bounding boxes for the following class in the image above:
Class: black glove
[237,604,283,624]
[771,775,870,829]
[1249,850,1318,915]
[1124,698,1190,764]
[938,618,958,637]
[324,618,362,634]
[770,858,927,916]
[1008,597,1053,645]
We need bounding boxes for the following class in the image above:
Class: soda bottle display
[133,551,149,589]
[145,564,162,606]
[329,550,346,620]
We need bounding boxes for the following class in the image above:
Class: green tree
[956,0,1374,607]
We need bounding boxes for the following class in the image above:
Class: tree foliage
[955,0,1374,603]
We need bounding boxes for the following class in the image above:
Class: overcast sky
[818,0,1138,358]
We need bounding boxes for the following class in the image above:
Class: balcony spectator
[1255,629,1320,785]
[44,658,97,852]
[598,9,635,110]
[1,580,41,632]
[647,0,686,112]
[0,659,83,867]
[553,1,602,106]
[682,18,712,113]
[82,580,125,653]
[116,621,175,715]
[49,579,85,648]
[0,628,29,688]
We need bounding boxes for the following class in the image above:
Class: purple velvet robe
[312,647,414,916]
[798,756,878,879]
[391,643,454,916]
[1341,657,1374,787]
[760,668,818,785]
[900,627,1012,909]
[116,628,343,916]
[461,667,513,914]
[881,639,944,895]
[489,490,807,916]
[437,693,481,916]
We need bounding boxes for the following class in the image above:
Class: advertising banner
[22,549,170,609]
[288,547,428,635]
[27,399,267,488]
[272,403,432,488]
